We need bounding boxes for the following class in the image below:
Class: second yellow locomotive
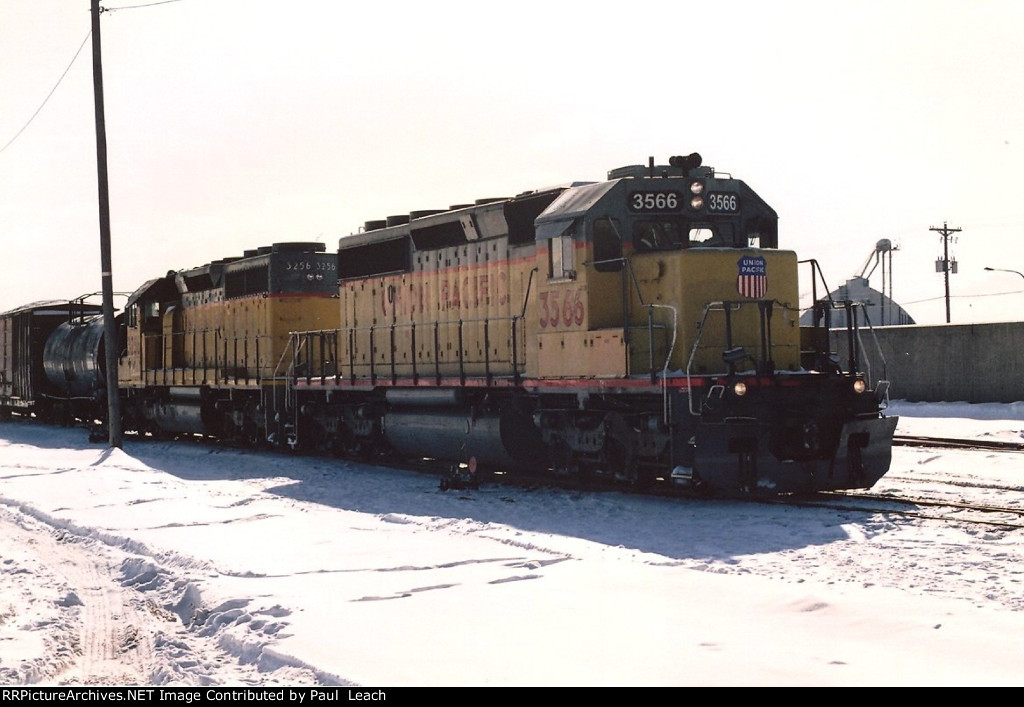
[116,243,339,443]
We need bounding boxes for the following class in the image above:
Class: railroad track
[894,434,1024,452]
[748,433,1021,527]
[16,420,1024,529]
[771,489,1024,530]
[228,429,1024,531]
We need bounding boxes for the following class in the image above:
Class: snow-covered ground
[1,400,1023,687]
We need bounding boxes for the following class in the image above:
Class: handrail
[686,305,716,415]
[519,267,538,319]
[646,303,678,424]
[282,312,529,385]
[798,258,835,310]
[684,299,780,416]
[138,329,275,385]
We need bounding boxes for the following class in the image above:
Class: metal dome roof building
[800,275,916,328]
[800,239,916,328]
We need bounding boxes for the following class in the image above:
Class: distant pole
[91,0,122,448]
[930,222,961,324]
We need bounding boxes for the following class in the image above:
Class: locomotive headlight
[690,196,704,210]
[852,379,867,394]
[733,381,747,397]
[689,180,704,195]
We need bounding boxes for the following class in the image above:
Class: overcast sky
[2,0,1023,324]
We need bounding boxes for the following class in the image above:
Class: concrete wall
[831,322,1024,403]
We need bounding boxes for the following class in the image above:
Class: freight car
[6,154,898,496]
[0,299,106,428]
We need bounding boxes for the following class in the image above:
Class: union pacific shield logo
[736,255,767,298]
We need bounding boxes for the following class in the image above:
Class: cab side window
[593,217,623,272]
[549,226,576,280]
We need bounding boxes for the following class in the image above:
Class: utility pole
[931,222,961,324]
[91,0,122,448]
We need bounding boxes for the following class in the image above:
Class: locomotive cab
[528,154,788,380]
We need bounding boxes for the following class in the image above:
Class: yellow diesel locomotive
[284,154,897,494]
[115,242,339,444]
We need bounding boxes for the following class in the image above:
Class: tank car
[0,299,105,425]
[115,242,339,442]
[284,153,898,495]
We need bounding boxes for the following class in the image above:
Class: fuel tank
[383,406,545,472]
[146,401,207,435]
[43,315,105,399]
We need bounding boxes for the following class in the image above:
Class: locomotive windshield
[624,175,778,251]
[632,217,740,251]
[535,159,779,261]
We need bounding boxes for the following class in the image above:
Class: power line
[799,289,1021,307]
[102,0,185,11]
[0,0,186,156]
[0,31,92,156]
[901,290,1021,305]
